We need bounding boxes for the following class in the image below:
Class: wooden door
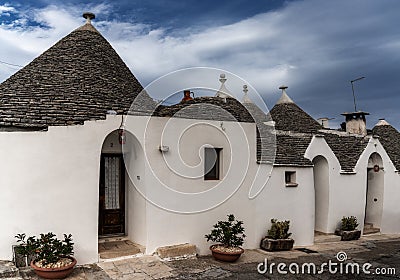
[99,154,125,236]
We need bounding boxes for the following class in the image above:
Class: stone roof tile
[372,124,400,171]
[269,103,322,133]
[153,97,255,123]
[0,22,146,130]
[322,132,369,172]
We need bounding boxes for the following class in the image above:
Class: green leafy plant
[14,233,38,267]
[341,216,359,231]
[15,233,37,257]
[267,219,292,239]
[15,232,74,265]
[205,214,246,247]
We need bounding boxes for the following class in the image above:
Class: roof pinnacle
[242,85,252,103]
[276,85,294,104]
[83,12,95,24]
[215,73,233,98]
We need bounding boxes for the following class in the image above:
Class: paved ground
[3,233,400,279]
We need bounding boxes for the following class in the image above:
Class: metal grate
[104,157,120,210]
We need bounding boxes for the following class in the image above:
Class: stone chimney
[341,111,369,136]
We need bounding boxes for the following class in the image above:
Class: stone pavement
[2,233,400,279]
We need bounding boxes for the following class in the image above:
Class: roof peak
[83,12,95,23]
[375,118,391,126]
[242,85,252,103]
[276,85,294,104]
[76,12,99,33]
[215,73,233,98]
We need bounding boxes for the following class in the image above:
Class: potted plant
[335,216,361,241]
[14,233,37,267]
[205,214,246,262]
[15,232,76,279]
[260,219,294,251]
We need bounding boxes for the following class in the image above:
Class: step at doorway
[363,223,380,235]
[99,237,145,260]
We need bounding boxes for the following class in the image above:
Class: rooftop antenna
[350,76,365,112]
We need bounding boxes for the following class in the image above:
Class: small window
[285,171,298,187]
[204,148,222,180]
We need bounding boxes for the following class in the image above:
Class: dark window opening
[204,148,222,180]
[285,171,298,187]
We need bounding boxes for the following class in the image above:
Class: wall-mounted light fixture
[159,145,169,152]
[119,114,126,145]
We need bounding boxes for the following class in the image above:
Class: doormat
[295,248,318,254]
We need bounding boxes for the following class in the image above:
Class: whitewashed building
[0,14,399,264]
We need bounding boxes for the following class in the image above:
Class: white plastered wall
[305,135,342,233]
[312,156,330,233]
[355,137,400,233]
[0,114,317,263]
[0,115,147,264]
[139,117,315,255]
[306,135,400,235]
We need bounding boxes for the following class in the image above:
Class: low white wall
[254,166,315,248]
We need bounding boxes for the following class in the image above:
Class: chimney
[341,111,369,136]
[181,90,193,102]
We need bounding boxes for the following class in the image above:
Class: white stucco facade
[305,134,400,236]
[1,110,400,265]
[0,114,318,264]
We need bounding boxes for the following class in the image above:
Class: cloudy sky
[0,0,399,129]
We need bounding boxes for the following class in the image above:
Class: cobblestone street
[2,233,399,279]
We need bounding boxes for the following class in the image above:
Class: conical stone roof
[269,92,322,133]
[0,18,146,130]
[372,120,400,171]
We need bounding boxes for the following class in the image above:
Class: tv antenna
[350,76,365,112]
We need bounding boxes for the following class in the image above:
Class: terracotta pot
[30,256,77,279]
[260,238,294,251]
[210,245,244,262]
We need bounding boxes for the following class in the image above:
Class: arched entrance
[98,129,146,259]
[313,156,330,233]
[99,130,126,236]
[364,153,384,233]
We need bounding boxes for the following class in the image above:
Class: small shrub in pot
[205,214,246,262]
[260,219,294,251]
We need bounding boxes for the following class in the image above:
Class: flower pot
[335,229,361,241]
[30,256,77,279]
[260,238,294,251]
[12,245,36,268]
[210,245,244,262]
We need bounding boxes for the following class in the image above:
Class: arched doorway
[99,130,126,236]
[364,153,384,233]
[313,156,330,233]
[98,129,146,259]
